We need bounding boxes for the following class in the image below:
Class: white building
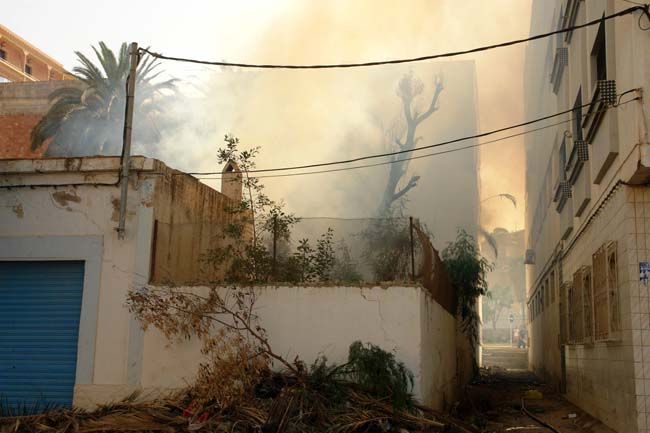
[0,156,465,411]
[524,1,650,432]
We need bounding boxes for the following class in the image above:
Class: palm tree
[31,42,176,156]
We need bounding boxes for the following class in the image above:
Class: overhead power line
[187,91,638,177]
[194,95,640,181]
[139,5,649,69]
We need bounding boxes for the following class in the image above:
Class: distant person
[513,327,520,347]
[518,328,527,348]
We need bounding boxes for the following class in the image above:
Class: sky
[4,0,532,235]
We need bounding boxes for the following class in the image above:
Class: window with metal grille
[0,49,6,60]
[25,64,32,75]
[560,282,570,344]
[545,279,550,308]
[570,269,584,343]
[593,246,609,340]
[592,20,607,85]
[572,89,583,143]
[607,243,620,334]
[550,270,556,304]
[582,266,594,343]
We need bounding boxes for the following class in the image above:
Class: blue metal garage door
[0,261,84,412]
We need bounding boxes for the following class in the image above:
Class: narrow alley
[464,367,617,433]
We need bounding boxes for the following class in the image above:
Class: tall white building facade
[524,1,650,432]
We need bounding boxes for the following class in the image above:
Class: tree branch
[392,175,420,202]
[415,78,444,125]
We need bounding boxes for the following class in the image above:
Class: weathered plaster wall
[0,168,148,399]
[149,166,239,284]
[0,156,239,408]
[138,285,458,410]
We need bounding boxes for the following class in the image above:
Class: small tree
[482,285,514,330]
[442,229,491,352]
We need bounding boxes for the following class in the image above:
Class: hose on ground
[521,398,562,433]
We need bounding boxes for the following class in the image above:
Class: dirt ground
[454,368,617,433]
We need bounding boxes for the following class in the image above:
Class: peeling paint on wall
[52,191,82,208]
[12,203,24,218]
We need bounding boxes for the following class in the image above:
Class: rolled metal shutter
[0,261,84,412]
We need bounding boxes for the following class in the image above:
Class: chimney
[221,160,243,202]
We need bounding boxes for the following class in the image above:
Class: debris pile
[0,347,477,433]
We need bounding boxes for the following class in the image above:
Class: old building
[0,25,77,159]
[0,155,468,411]
[0,24,72,83]
[524,1,650,432]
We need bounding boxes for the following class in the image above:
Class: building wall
[0,156,238,406]
[0,156,465,411]
[0,81,85,158]
[524,1,650,431]
[136,285,459,411]
[0,24,72,82]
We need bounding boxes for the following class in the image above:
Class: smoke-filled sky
[5,0,531,235]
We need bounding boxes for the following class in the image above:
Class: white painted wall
[0,157,157,407]
[139,285,459,410]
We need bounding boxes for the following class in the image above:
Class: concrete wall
[0,156,239,407]
[150,168,238,284]
[138,285,459,410]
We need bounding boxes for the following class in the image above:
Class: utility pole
[117,42,139,240]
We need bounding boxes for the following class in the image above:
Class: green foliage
[345,341,415,411]
[206,136,357,285]
[305,341,415,412]
[312,228,336,281]
[442,229,491,350]
[32,42,177,155]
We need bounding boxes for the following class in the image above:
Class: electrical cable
[195,96,640,181]
[187,90,639,177]
[521,398,562,433]
[138,5,648,70]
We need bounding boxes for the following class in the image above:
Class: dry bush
[127,285,299,413]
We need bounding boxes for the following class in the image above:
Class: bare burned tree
[379,72,443,216]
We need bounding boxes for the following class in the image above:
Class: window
[607,243,620,333]
[564,0,581,43]
[551,7,568,94]
[593,246,608,339]
[591,20,607,87]
[570,269,585,343]
[572,89,583,143]
[560,282,570,344]
[582,267,594,342]
[0,49,6,60]
[558,135,566,181]
[551,271,556,304]
[25,64,32,75]
[545,279,550,308]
